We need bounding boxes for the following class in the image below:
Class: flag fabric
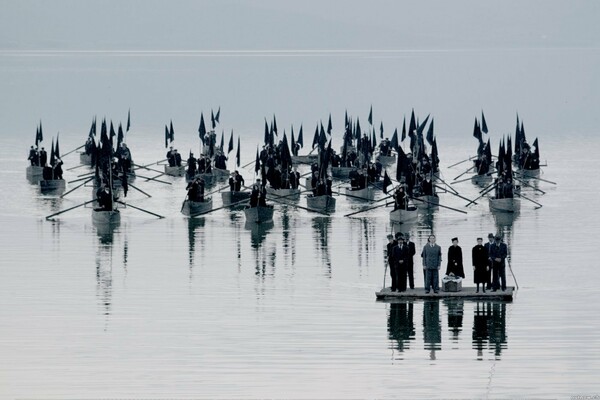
[390,128,399,151]
[408,109,416,137]
[117,123,124,147]
[355,118,361,140]
[396,145,407,182]
[215,107,220,124]
[533,138,539,158]
[368,105,373,125]
[50,139,55,167]
[55,134,60,159]
[280,132,293,171]
[126,109,131,132]
[272,115,278,136]
[401,117,406,142]
[297,125,304,148]
[236,137,241,167]
[291,129,297,156]
[416,114,430,136]
[169,120,175,142]
[372,128,377,149]
[254,148,260,174]
[481,110,488,134]
[426,118,434,146]
[228,130,234,154]
[431,138,439,173]
[264,119,270,146]
[198,113,206,140]
[327,114,332,134]
[382,171,392,194]
[211,110,216,129]
[88,118,96,138]
[380,121,384,139]
[219,130,224,151]
[312,124,319,149]
[473,118,482,142]
[164,125,169,148]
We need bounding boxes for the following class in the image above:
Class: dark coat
[386,240,397,265]
[472,244,488,284]
[446,245,465,278]
[393,243,410,269]
[488,242,508,265]
[404,241,416,266]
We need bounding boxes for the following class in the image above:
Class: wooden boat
[164,165,186,177]
[377,154,396,164]
[266,187,300,203]
[389,206,418,223]
[181,197,213,217]
[306,195,336,213]
[212,167,230,178]
[79,152,92,166]
[26,166,44,182]
[375,286,514,301]
[39,179,66,194]
[291,154,318,165]
[244,205,274,224]
[413,195,439,209]
[186,172,214,184]
[488,197,521,213]
[519,168,540,178]
[345,186,375,201]
[92,208,120,225]
[221,191,251,207]
[471,174,492,187]
[332,166,354,179]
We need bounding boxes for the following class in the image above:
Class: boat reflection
[187,216,206,267]
[312,216,332,276]
[245,220,274,249]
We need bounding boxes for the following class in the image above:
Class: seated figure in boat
[331,152,341,167]
[346,150,358,167]
[393,185,409,211]
[39,147,47,167]
[173,150,182,167]
[280,168,291,189]
[421,175,434,196]
[229,170,245,192]
[267,166,282,190]
[197,157,206,173]
[379,139,391,156]
[311,171,319,194]
[118,143,133,173]
[84,137,95,155]
[292,141,300,157]
[204,157,212,173]
[315,179,327,196]
[187,153,197,177]
[186,177,205,202]
[96,184,113,211]
[214,150,227,170]
[28,146,39,166]
[250,179,266,207]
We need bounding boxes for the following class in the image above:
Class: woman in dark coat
[472,237,489,293]
[446,237,465,278]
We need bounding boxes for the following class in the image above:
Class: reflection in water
[187,217,206,269]
[95,220,120,245]
[387,302,415,354]
[350,218,377,271]
[444,299,464,343]
[472,301,507,359]
[280,207,297,266]
[94,228,116,326]
[245,220,275,277]
[423,300,442,360]
[312,217,332,276]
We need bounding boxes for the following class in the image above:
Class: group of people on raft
[386,232,509,294]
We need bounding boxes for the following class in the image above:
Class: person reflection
[489,302,507,357]
[444,299,464,342]
[387,301,415,353]
[472,301,490,360]
[472,301,508,359]
[187,217,206,268]
[423,300,441,360]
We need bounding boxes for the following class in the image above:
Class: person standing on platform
[404,232,416,289]
[393,233,410,292]
[446,237,465,278]
[489,235,508,291]
[484,233,495,290]
[472,237,489,293]
[386,234,398,292]
[421,235,442,294]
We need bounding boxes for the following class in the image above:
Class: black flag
[401,117,406,142]
[126,109,131,132]
[236,137,241,167]
[55,134,61,159]
[215,107,220,124]
[219,130,224,151]
[327,113,332,134]
[382,171,392,194]
[390,128,399,151]
[368,105,373,125]
[481,110,488,134]
[198,113,206,140]
[164,125,169,148]
[426,118,434,146]
[169,120,175,142]
[254,147,260,174]
[264,119,270,146]
[380,121,384,139]
[228,130,234,154]
[210,110,216,129]
[117,123,124,147]
[273,115,278,136]
[473,118,482,142]
[297,125,304,148]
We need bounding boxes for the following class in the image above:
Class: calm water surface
[0,54,599,399]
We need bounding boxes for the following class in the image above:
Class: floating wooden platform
[376,286,514,301]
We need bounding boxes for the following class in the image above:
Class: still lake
[0,52,599,399]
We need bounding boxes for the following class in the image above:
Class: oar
[433,184,477,205]
[264,189,329,215]
[61,144,85,158]
[205,184,231,198]
[133,163,165,175]
[433,174,460,195]
[69,175,96,184]
[189,197,250,217]
[515,171,557,185]
[128,183,152,198]
[344,199,391,217]
[411,196,468,214]
[133,173,171,185]
[453,165,475,181]
[77,170,95,178]
[448,155,475,169]
[513,176,546,195]
[515,192,543,209]
[116,200,164,218]
[45,199,96,220]
[60,177,94,198]
[67,164,87,171]
[466,183,497,207]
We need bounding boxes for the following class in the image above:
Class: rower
[393,185,408,211]
[230,170,245,192]
[173,149,182,167]
[187,152,197,177]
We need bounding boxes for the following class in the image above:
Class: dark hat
[477,237,483,241]
[404,232,410,238]
[386,234,394,240]
[395,232,404,240]
[495,235,502,240]
[488,233,495,239]
[451,237,458,242]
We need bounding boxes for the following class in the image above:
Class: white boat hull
[266,187,300,203]
[389,207,419,223]
[181,197,213,217]
[164,165,186,177]
[332,167,354,179]
[519,168,541,178]
[244,205,274,223]
[488,197,521,213]
[378,154,396,164]
[413,195,439,209]
[92,209,120,225]
[306,195,336,212]
[39,179,66,194]
[292,154,318,165]
[79,152,92,165]
[345,187,375,201]
[26,166,44,182]
[221,191,251,207]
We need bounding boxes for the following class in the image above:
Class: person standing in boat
[386,234,399,292]
[187,152,197,178]
[229,170,244,192]
[489,235,508,292]
[214,150,227,170]
[326,176,333,196]
[403,232,416,290]
[39,147,47,167]
[166,146,175,167]
[53,158,64,180]
[393,186,408,211]
[446,237,465,278]
[173,149,182,167]
[472,237,489,293]
[421,175,434,196]
[393,233,410,292]
[96,184,112,211]
[421,235,442,294]
[28,146,38,166]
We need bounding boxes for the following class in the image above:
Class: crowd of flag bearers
[386,232,509,293]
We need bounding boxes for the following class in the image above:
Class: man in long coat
[472,237,489,293]
[421,234,442,293]
[489,235,508,291]
[393,234,411,292]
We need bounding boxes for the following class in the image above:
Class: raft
[375,286,514,301]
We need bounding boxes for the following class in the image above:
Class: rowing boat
[377,154,396,164]
[181,197,213,217]
[389,206,418,223]
[79,152,92,166]
[413,195,439,209]
[518,168,541,178]
[26,166,44,183]
[266,187,300,203]
[186,172,214,184]
[92,208,120,225]
[332,166,354,179]
[164,165,186,177]
[244,205,274,223]
[291,154,318,165]
[221,191,251,207]
[345,186,375,201]
[471,174,492,187]
[306,194,336,213]
[39,179,66,194]
[488,197,521,213]
[212,167,230,178]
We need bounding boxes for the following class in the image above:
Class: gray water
[1,50,600,398]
